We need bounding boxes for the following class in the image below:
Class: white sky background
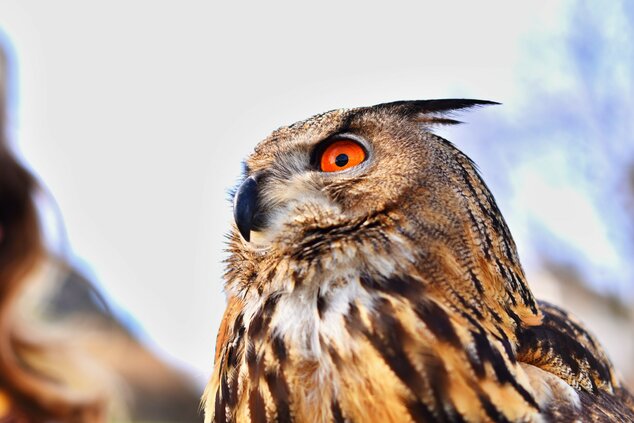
[1,1,631,383]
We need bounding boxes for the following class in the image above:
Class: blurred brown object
[1,41,201,422]
[40,264,204,423]
[1,37,104,423]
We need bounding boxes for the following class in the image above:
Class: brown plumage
[205,100,634,422]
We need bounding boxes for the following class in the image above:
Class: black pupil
[335,154,349,167]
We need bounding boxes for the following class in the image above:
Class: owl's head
[229,100,539,328]
[234,100,489,243]
[234,100,492,247]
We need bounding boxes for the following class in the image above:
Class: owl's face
[233,100,488,248]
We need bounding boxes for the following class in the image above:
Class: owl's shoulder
[517,300,634,419]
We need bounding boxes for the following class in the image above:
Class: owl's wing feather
[517,300,634,419]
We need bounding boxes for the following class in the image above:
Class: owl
[204,100,634,422]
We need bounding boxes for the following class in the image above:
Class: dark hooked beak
[233,176,259,242]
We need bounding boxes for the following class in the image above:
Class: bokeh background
[1,0,632,409]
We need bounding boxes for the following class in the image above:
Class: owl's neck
[225,195,541,345]
[218,205,547,421]
[216,265,545,422]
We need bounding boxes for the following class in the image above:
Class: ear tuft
[372,99,499,126]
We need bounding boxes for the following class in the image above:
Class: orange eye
[319,140,366,172]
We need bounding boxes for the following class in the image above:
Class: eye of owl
[310,134,371,173]
[312,136,368,173]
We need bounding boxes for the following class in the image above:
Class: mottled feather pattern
[205,100,634,422]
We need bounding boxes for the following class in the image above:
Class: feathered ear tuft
[372,99,500,126]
